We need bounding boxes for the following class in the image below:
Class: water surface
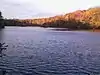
[0,27,100,75]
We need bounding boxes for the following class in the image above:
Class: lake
[0,27,100,75]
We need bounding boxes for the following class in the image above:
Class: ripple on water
[1,27,100,75]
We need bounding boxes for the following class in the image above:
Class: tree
[0,11,4,28]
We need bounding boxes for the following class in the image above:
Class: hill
[4,7,100,29]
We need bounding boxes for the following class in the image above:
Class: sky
[0,0,100,19]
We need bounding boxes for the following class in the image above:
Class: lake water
[0,27,100,75]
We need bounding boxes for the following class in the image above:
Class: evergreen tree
[0,11,4,28]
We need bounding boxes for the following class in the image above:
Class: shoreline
[4,26,100,32]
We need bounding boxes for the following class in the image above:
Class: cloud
[0,0,41,18]
[0,0,100,19]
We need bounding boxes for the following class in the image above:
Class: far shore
[4,26,100,32]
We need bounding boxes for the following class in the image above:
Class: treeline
[4,19,91,30]
[4,19,39,26]
[0,11,4,28]
[3,7,100,30]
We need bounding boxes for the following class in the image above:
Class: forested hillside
[4,7,100,29]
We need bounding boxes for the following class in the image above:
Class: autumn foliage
[3,7,100,29]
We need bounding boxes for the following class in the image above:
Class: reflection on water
[0,43,8,75]
[0,29,8,75]
[0,27,100,75]
[49,28,71,31]
[0,70,6,75]
[0,29,4,42]
[0,43,8,57]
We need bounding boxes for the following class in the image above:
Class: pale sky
[0,0,100,19]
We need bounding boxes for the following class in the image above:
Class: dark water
[0,27,100,75]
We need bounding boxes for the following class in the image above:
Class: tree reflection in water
[0,70,6,75]
[0,43,8,75]
[0,43,8,57]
